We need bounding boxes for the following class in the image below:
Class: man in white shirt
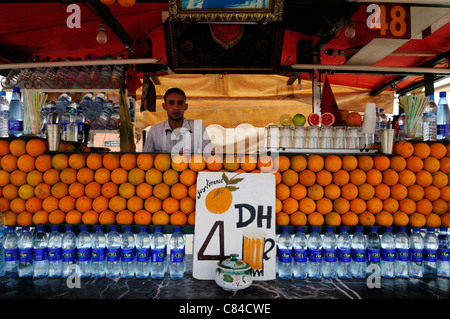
[143,88,213,156]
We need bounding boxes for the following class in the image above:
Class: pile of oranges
[1,138,449,229]
[275,141,450,229]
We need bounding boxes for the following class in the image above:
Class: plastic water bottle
[366,227,381,275]
[277,227,293,279]
[351,226,366,278]
[408,227,424,278]
[422,95,438,141]
[0,212,6,277]
[120,226,135,278]
[89,93,106,122]
[8,87,23,138]
[151,226,167,279]
[39,102,51,138]
[18,226,33,278]
[307,226,322,279]
[292,226,308,279]
[337,226,352,279]
[108,103,120,129]
[75,104,85,143]
[0,91,10,138]
[62,225,77,278]
[423,227,438,278]
[79,93,93,118]
[135,226,151,279]
[322,227,337,279]
[106,225,121,278]
[375,107,381,143]
[111,55,125,84]
[55,92,71,122]
[437,92,450,140]
[47,225,63,278]
[380,226,395,278]
[32,225,48,278]
[46,101,59,126]
[398,110,406,141]
[91,225,106,278]
[4,226,18,277]
[437,227,450,278]
[99,100,113,125]
[170,226,186,280]
[379,108,387,131]
[100,55,113,81]
[76,225,91,278]
[394,226,409,278]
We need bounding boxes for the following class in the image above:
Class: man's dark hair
[164,88,186,102]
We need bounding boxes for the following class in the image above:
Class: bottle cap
[173,226,181,232]
[326,226,334,233]
[440,92,446,97]
[95,225,102,232]
[427,95,434,100]
[0,91,6,96]
[51,225,59,231]
[296,226,304,232]
[340,226,348,232]
[12,87,20,93]
[281,227,289,233]
[385,227,392,232]
[139,226,147,232]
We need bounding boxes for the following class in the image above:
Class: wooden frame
[167,0,284,22]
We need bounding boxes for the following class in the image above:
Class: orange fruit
[341,211,359,226]
[10,197,26,213]
[307,212,324,226]
[358,211,375,226]
[25,139,46,157]
[171,182,188,200]
[94,167,111,184]
[145,168,163,185]
[382,169,399,186]
[383,197,399,213]
[432,199,449,215]
[399,198,416,215]
[48,209,66,224]
[416,198,433,216]
[42,169,60,186]
[324,155,342,172]
[136,153,154,170]
[222,155,240,172]
[17,154,35,173]
[440,213,450,227]
[26,197,42,213]
[298,169,316,186]
[117,0,136,7]
[163,168,180,186]
[289,211,307,226]
[92,196,110,213]
[281,169,299,186]
[290,155,307,172]
[58,195,76,212]
[390,155,406,172]
[298,197,316,214]
[128,168,145,186]
[77,167,95,185]
[82,210,99,225]
[316,197,333,215]
[60,167,78,185]
[282,197,299,215]
[408,213,427,228]
[413,142,431,159]
[365,169,382,186]
[1,154,18,172]
[406,156,423,173]
[187,212,196,225]
[18,183,34,200]
[42,196,59,212]
[324,212,341,226]
[68,182,85,199]
[394,141,414,158]
[324,183,340,200]
[373,155,390,171]
[275,183,290,201]
[440,185,450,201]
[423,156,440,173]
[153,183,170,200]
[239,155,256,172]
[407,184,425,201]
[65,210,82,224]
[9,139,27,157]
[84,181,102,199]
[390,183,408,200]
[170,211,188,225]
[4,211,17,226]
[51,182,69,199]
[85,153,103,170]
[398,169,416,186]
[99,210,116,225]
[144,196,162,213]
[357,155,374,171]
[332,170,349,186]
[34,183,52,200]
[316,170,332,186]
[341,155,358,171]
[426,213,442,228]
[127,195,144,212]
[179,169,197,187]
[276,212,290,225]
[136,182,153,199]
[333,198,350,214]
[51,153,69,170]
[189,154,207,172]
[180,196,195,214]
[116,209,134,225]
[0,170,10,187]
[103,153,120,170]
[26,169,43,186]
[101,181,118,198]
[120,153,137,170]
[307,154,324,172]
[350,198,367,214]
[341,183,358,200]
[76,196,93,212]
[10,170,27,186]
[188,184,196,199]
[274,155,290,172]
[366,197,383,214]
[162,197,180,214]
[432,171,448,188]
[2,184,18,200]
[416,170,433,187]
[429,142,447,159]
[0,198,9,212]
[134,209,152,225]
[290,183,307,200]
[375,211,393,227]
[440,157,450,174]
[424,185,441,201]
[205,187,232,214]
[68,153,86,170]
[349,169,366,185]
[109,195,127,213]
[171,154,189,172]
[152,210,170,225]
[0,139,10,156]
[17,211,33,226]
[110,167,128,185]
[307,184,324,200]
[257,155,273,173]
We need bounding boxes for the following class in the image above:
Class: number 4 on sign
[366,4,408,38]
[197,221,227,261]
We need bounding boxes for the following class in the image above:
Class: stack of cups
[361,103,376,149]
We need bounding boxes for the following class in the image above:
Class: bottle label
[437,124,450,137]
[62,248,75,262]
[438,248,450,261]
[293,248,307,263]
[424,249,437,262]
[136,248,150,262]
[382,248,395,262]
[77,248,91,262]
[323,249,337,262]
[19,248,32,262]
[91,248,106,262]
[396,248,409,262]
[107,248,120,262]
[352,249,366,262]
[8,120,23,132]
[121,248,135,262]
[367,248,381,262]
[5,248,18,262]
[409,248,423,262]
[170,248,185,263]
[33,248,47,261]
[308,248,322,262]
[77,122,84,131]
[338,248,351,263]
[278,248,292,263]
[48,248,62,261]
[151,248,166,263]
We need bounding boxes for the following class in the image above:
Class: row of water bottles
[276,226,450,280]
[0,224,186,280]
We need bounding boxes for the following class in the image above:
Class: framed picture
[168,0,284,22]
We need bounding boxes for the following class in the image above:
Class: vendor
[143,88,213,155]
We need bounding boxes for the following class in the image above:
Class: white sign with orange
[193,171,276,281]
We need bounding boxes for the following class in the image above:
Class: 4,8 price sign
[366,3,411,39]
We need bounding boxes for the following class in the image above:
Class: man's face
[163,92,188,122]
